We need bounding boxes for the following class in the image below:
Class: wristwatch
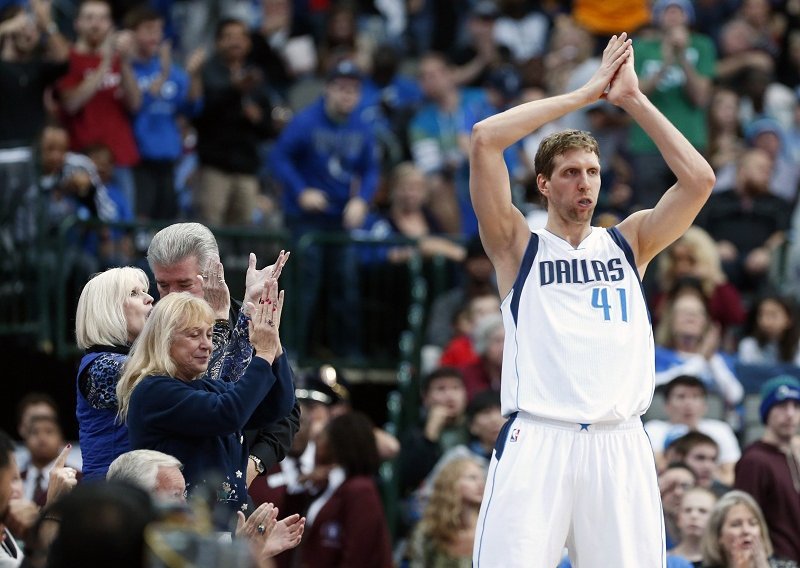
[249,454,265,475]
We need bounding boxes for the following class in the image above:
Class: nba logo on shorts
[510,428,520,442]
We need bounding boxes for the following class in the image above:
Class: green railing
[12,215,460,539]
[0,187,51,348]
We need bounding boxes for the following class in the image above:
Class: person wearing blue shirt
[126,6,203,221]
[409,52,495,238]
[270,59,378,358]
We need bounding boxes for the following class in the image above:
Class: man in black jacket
[146,222,300,486]
[193,18,276,227]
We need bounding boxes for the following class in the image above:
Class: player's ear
[537,174,550,198]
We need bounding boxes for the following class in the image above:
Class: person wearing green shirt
[629,0,716,209]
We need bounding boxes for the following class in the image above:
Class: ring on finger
[257,524,266,535]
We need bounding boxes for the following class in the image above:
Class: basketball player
[470,34,715,567]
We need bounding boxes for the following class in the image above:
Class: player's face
[424,377,467,418]
[169,323,213,381]
[684,444,718,487]
[718,503,763,558]
[538,149,601,226]
[153,256,204,298]
[665,386,706,425]
[766,399,800,442]
[123,285,154,342]
[677,490,715,540]
[457,461,486,506]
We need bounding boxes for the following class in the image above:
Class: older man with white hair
[107,450,305,559]
[107,449,185,504]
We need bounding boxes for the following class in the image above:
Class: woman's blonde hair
[418,457,485,550]
[658,226,727,297]
[701,490,773,566]
[75,267,150,349]
[116,293,214,422]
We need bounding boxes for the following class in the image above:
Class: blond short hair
[116,293,214,422]
[75,267,150,350]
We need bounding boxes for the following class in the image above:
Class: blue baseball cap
[653,0,695,24]
[759,375,800,424]
[327,60,362,82]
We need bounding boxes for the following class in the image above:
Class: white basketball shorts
[473,412,666,568]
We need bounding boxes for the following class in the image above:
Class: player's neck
[544,218,592,248]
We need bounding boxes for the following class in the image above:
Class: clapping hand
[261,514,305,558]
[582,33,632,103]
[236,502,278,541]
[199,254,230,319]
[247,278,284,363]
[605,36,640,107]
[244,250,290,309]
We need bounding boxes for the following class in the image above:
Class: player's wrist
[617,90,648,114]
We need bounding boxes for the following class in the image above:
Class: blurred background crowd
[2,0,800,565]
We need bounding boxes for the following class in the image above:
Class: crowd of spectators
[3,0,800,565]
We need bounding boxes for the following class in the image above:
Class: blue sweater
[76,350,130,481]
[269,98,379,222]
[131,57,201,161]
[127,353,295,513]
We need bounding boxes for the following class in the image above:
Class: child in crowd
[669,486,718,566]
[440,293,500,368]
[85,144,136,267]
[738,294,800,367]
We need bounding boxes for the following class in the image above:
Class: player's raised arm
[469,34,632,295]
[611,46,716,270]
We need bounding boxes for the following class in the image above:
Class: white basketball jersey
[499,227,655,423]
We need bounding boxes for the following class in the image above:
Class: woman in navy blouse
[117,280,295,516]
